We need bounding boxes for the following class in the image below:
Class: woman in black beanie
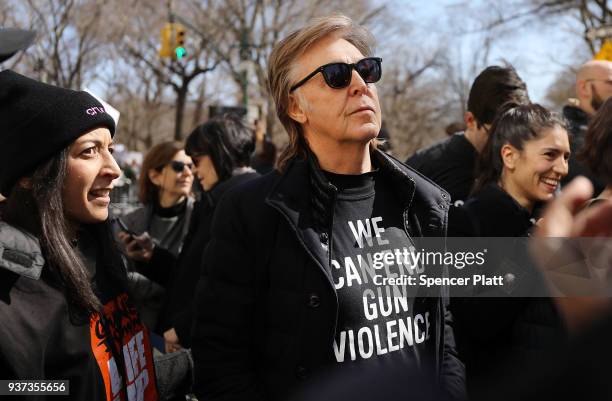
[0,70,159,400]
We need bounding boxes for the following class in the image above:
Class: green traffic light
[175,47,186,59]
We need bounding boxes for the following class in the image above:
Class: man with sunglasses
[561,60,612,195]
[192,15,464,401]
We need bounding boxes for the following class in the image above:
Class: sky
[398,0,591,105]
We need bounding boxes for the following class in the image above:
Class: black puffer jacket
[191,150,465,401]
[448,184,567,393]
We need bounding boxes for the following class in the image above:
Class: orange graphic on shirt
[90,292,158,401]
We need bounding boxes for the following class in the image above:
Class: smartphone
[116,218,137,237]
[115,218,144,252]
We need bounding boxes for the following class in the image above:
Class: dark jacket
[158,171,260,346]
[477,307,612,401]
[118,197,195,331]
[406,133,478,205]
[448,184,567,393]
[0,221,159,401]
[562,105,605,195]
[191,150,465,401]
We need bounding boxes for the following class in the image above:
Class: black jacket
[406,133,478,205]
[0,222,159,401]
[562,105,605,195]
[477,312,612,401]
[158,171,259,346]
[448,184,567,393]
[191,150,465,401]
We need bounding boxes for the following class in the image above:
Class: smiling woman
[447,103,570,393]
[0,70,158,400]
[473,102,570,215]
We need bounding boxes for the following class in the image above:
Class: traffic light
[174,24,186,60]
[159,23,173,58]
[158,23,186,60]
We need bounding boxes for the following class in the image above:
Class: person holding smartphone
[117,141,195,335]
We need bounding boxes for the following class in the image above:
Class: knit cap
[0,70,116,194]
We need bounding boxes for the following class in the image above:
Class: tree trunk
[265,96,276,140]
[192,82,206,128]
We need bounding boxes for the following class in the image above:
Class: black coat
[158,171,260,346]
[448,184,567,393]
[406,133,478,205]
[477,312,612,401]
[562,105,605,195]
[191,150,465,401]
[0,222,159,401]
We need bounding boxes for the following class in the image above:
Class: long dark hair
[3,148,102,315]
[185,114,255,182]
[473,103,567,194]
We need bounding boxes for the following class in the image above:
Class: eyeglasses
[289,57,382,92]
[166,161,194,173]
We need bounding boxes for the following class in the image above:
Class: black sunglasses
[290,57,382,92]
[163,160,193,173]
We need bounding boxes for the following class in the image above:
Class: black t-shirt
[325,169,435,370]
[406,132,477,205]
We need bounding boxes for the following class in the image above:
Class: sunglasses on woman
[290,57,382,92]
[159,160,193,173]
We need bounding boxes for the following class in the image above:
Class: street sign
[595,40,612,61]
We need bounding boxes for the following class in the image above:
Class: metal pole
[240,28,249,108]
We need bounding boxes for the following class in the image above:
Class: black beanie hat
[0,70,116,194]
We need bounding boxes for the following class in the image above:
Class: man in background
[406,65,530,205]
[561,60,612,194]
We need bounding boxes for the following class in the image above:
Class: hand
[164,328,183,353]
[118,231,155,262]
[532,177,612,332]
[535,177,612,237]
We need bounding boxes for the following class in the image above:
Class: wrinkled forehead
[290,34,365,81]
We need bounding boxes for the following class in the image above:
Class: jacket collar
[0,221,45,280]
[474,183,534,234]
[563,104,590,138]
[563,104,590,126]
[266,154,338,290]
[265,147,425,288]
[204,168,258,208]
[269,147,419,229]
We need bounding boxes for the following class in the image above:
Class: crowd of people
[1,13,612,401]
